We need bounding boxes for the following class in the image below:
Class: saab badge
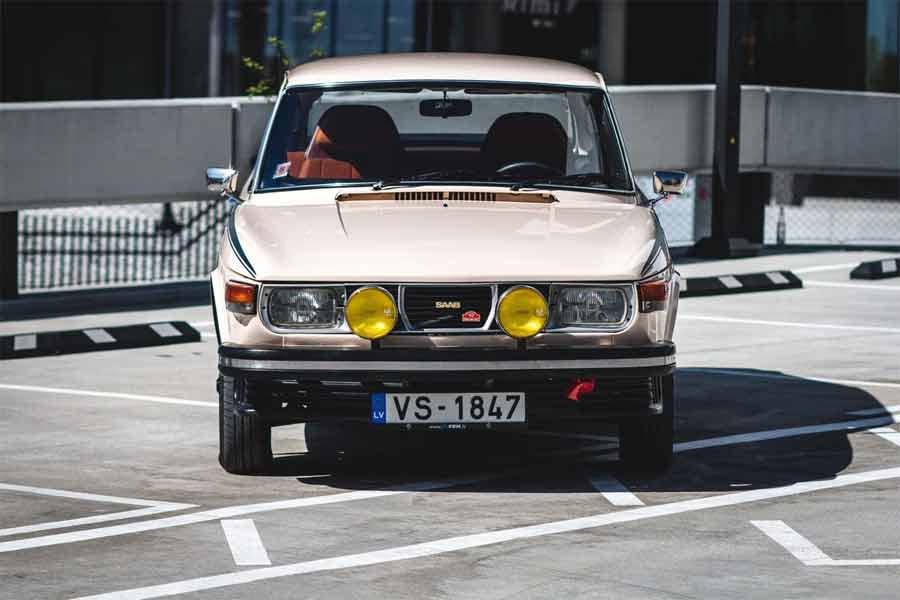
[461,310,482,323]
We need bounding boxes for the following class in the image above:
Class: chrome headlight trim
[547,283,637,333]
[259,284,350,333]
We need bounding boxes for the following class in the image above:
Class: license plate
[371,392,526,424]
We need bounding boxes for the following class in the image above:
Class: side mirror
[206,167,238,194]
[652,170,688,196]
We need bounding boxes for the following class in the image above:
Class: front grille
[402,285,494,330]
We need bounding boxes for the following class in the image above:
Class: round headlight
[345,286,398,340]
[497,286,548,339]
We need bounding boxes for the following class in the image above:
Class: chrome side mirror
[206,167,238,194]
[649,170,688,206]
[652,170,688,195]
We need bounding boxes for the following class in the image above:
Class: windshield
[255,84,633,193]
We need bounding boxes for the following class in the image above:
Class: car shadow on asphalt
[266,368,893,494]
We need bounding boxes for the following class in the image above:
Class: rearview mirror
[420,99,472,118]
[206,167,237,194]
[652,170,688,196]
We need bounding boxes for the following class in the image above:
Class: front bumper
[218,343,675,426]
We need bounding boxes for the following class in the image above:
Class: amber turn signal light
[637,280,668,313]
[225,281,257,315]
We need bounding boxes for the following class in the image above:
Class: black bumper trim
[218,343,675,377]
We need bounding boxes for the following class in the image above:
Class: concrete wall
[1,86,897,210]
[765,88,900,175]
[609,85,768,173]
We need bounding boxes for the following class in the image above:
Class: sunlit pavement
[1,250,899,599]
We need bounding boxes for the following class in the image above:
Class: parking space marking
[686,368,900,390]
[751,520,832,564]
[848,405,900,416]
[679,314,900,335]
[685,367,900,391]
[793,262,860,274]
[753,520,900,566]
[0,483,196,537]
[869,427,900,448]
[675,414,899,453]
[73,465,900,600]
[803,280,900,292]
[0,383,216,408]
[0,445,613,554]
[221,520,271,566]
[588,473,644,506]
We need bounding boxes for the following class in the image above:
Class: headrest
[481,112,568,173]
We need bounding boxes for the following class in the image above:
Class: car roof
[285,53,606,90]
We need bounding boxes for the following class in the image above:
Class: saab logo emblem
[435,301,461,309]
[461,310,481,323]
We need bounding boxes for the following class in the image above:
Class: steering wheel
[495,161,564,178]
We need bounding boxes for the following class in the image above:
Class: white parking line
[753,520,900,566]
[0,383,216,408]
[848,405,900,416]
[0,482,188,507]
[587,474,644,506]
[675,414,899,453]
[221,520,271,566]
[869,427,900,448]
[73,465,900,600]
[0,445,612,555]
[683,367,900,391]
[751,520,832,565]
[0,483,195,537]
[803,280,900,292]
[793,262,860,274]
[679,314,900,334]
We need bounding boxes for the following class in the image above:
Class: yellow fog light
[345,286,398,340]
[497,286,548,339]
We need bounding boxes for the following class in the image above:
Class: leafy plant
[243,10,328,97]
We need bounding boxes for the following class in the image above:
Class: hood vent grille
[395,191,496,202]
[337,191,557,204]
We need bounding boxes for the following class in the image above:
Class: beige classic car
[207,53,685,475]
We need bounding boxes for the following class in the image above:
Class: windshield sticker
[273,162,291,179]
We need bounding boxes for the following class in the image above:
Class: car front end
[207,55,684,474]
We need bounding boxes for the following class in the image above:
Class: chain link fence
[17,200,229,293]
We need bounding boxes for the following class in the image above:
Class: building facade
[1,0,898,101]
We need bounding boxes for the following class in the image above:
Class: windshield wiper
[372,169,483,190]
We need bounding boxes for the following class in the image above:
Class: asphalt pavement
[1,250,899,599]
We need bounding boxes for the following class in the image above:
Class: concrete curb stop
[680,270,803,298]
[850,258,900,280]
[0,321,200,360]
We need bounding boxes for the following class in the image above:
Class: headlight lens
[497,286,548,339]
[345,286,398,340]
[267,287,343,328]
[553,287,628,326]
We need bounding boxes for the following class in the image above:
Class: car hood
[233,192,658,282]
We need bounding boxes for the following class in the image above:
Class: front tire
[218,375,272,475]
[619,374,674,472]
